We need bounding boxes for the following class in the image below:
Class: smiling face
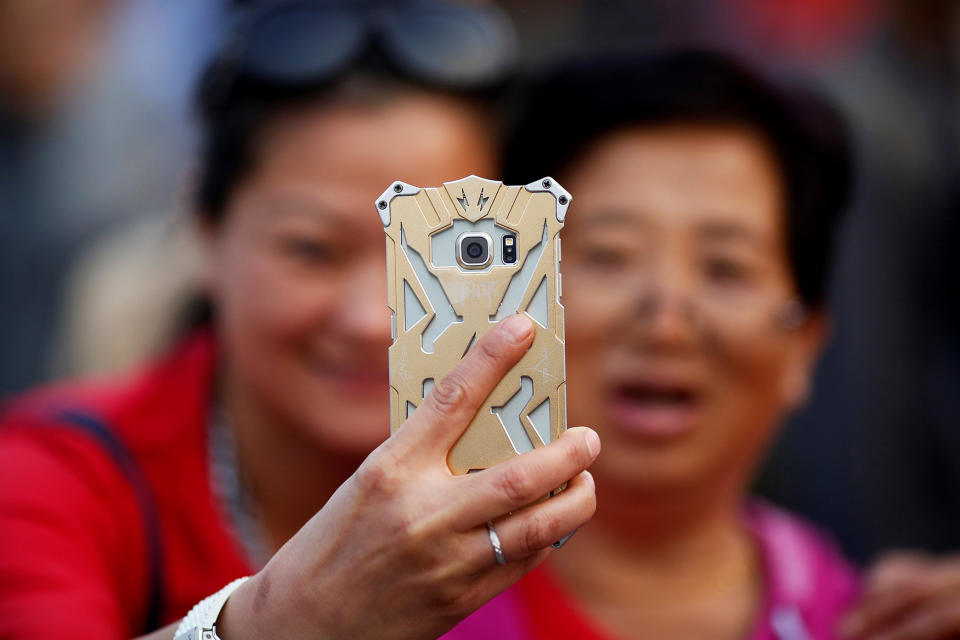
[202,90,497,455]
[561,124,825,502]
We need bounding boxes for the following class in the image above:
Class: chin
[273,386,389,457]
[602,454,709,492]
[585,419,722,495]
[304,405,390,455]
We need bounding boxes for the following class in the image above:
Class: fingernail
[502,314,533,344]
[585,429,601,458]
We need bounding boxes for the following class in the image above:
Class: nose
[630,261,702,351]
[637,287,700,335]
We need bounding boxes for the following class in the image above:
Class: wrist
[174,577,250,640]
[214,573,264,640]
[218,563,337,640]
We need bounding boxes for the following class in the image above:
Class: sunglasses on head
[203,0,518,110]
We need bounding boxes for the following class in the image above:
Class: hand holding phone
[215,316,599,640]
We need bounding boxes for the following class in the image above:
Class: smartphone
[377,175,570,475]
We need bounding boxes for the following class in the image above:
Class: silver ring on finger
[551,529,577,549]
[486,520,507,565]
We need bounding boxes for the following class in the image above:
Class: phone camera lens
[457,233,492,268]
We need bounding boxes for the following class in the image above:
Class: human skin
[550,123,826,640]
[0,0,115,116]
[135,90,600,640]
[841,552,960,640]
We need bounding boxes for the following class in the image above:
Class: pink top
[445,501,859,640]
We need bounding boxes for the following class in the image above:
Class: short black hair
[503,50,853,308]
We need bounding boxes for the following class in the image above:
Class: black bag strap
[52,408,167,634]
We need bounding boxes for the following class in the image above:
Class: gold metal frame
[378,175,570,474]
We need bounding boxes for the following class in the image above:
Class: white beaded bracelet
[174,576,250,640]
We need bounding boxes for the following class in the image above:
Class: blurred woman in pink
[449,50,857,640]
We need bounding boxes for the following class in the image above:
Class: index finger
[391,314,535,457]
[840,557,943,639]
[840,582,933,639]
[864,553,933,597]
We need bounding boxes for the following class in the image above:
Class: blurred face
[203,91,496,455]
[0,0,115,115]
[561,124,825,498]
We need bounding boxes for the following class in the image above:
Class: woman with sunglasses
[446,50,858,640]
[0,3,599,639]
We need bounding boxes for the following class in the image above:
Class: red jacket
[0,334,252,639]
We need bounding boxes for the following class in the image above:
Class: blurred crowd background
[1,0,958,566]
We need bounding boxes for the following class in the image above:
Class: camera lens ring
[456,232,493,269]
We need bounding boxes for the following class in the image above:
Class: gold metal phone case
[377,175,570,474]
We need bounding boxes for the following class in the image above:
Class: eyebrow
[696,221,765,247]
[253,193,340,223]
[579,210,770,248]
[580,210,652,230]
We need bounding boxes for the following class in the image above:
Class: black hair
[193,65,503,224]
[195,71,382,222]
[503,50,853,309]
[194,0,518,223]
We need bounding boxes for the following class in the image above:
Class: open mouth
[620,385,695,406]
[607,382,700,439]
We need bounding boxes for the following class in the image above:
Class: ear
[780,310,829,410]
